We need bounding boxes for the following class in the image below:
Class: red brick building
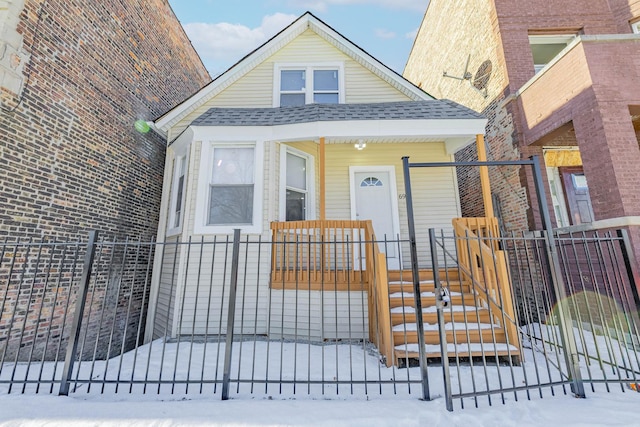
[405,0,640,269]
[0,0,210,239]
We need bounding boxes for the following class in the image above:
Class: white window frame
[529,35,576,73]
[194,141,264,235]
[632,21,640,34]
[273,62,345,107]
[166,151,189,236]
[279,146,316,221]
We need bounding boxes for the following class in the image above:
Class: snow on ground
[0,329,639,426]
[0,390,639,427]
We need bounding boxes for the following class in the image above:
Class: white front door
[350,167,401,269]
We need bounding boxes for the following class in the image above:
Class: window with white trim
[208,147,255,225]
[280,147,315,221]
[632,21,640,34]
[167,154,187,234]
[529,35,575,74]
[194,142,264,235]
[285,152,307,220]
[277,65,342,106]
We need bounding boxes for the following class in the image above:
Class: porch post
[476,134,495,218]
[319,136,326,220]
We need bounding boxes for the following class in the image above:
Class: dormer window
[275,63,344,107]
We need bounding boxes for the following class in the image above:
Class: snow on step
[393,322,498,332]
[390,305,478,314]
[388,291,462,298]
[396,342,519,354]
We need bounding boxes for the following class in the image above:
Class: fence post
[402,156,430,401]
[531,156,585,397]
[59,230,98,396]
[222,229,241,400]
[429,229,453,411]
[616,229,640,327]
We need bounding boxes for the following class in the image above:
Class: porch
[269,216,521,367]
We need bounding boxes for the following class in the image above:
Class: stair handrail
[452,218,521,354]
[362,221,393,367]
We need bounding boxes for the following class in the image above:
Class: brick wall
[0,0,210,240]
[0,0,210,361]
[406,0,640,234]
[404,0,530,232]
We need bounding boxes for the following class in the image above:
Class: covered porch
[269,133,521,366]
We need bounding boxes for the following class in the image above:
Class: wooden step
[388,280,469,295]
[392,327,508,346]
[394,341,520,360]
[387,269,460,282]
[387,292,476,308]
[390,307,492,326]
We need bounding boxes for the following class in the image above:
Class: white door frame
[349,166,402,268]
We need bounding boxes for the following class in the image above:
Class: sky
[167,0,430,77]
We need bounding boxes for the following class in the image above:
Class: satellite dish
[472,60,492,92]
[443,55,491,98]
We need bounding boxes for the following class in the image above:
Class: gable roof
[154,12,434,134]
[192,100,483,127]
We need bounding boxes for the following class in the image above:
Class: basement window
[529,35,575,74]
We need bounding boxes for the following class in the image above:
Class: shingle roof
[192,101,484,127]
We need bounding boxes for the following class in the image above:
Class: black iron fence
[0,227,638,408]
[429,228,640,410]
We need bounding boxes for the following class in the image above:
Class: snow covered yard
[1,334,639,426]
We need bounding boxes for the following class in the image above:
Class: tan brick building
[405,0,640,270]
[0,0,210,239]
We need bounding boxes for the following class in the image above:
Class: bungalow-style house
[145,12,519,366]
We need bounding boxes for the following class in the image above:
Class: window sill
[193,224,263,235]
[166,226,183,238]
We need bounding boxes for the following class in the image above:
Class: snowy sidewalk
[0,391,638,427]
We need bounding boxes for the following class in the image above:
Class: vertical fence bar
[0,238,29,375]
[402,156,430,401]
[59,230,98,396]
[531,155,585,398]
[221,229,241,400]
[429,229,453,411]
[617,229,640,321]
[9,239,44,393]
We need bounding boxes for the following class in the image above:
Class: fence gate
[402,155,640,410]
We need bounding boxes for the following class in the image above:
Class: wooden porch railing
[270,220,393,363]
[452,217,521,355]
[270,220,370,290]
